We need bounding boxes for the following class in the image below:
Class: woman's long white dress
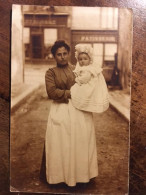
[45,64,98,186]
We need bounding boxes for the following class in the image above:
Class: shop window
[101,7,108,29]
[72,7,118,30]
[107,7,114,29]
[105,44,117,61]
[44,28,57,60]
[93,44,103,67]
[72,7,101,30]
[113,8,118,29]
[103,44,117,83]
[101,7,118,29]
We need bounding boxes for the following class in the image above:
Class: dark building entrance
[31,35,43,59]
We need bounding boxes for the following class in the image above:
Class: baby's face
[78,53,90,66]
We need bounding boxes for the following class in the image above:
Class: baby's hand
[75,77,82,86]
[78,71,91,84]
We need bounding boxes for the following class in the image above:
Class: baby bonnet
[75,44,93,62]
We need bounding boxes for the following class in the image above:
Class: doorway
[31,35,43,59]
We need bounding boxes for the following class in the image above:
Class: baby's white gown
[71,64,109,113]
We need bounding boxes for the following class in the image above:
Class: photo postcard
[10,5,132,194]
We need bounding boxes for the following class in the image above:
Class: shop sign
[25,18,56,26]
[80,36,116,42]
[24,15,68,27]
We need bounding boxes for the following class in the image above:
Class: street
[10,85,129,194]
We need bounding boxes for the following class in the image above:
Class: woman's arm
[45,69,70,103]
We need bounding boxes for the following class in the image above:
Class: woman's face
[54,47,69,66]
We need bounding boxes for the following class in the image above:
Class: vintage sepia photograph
[10,5,132,194]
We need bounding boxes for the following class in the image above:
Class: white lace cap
[75,44,93,62]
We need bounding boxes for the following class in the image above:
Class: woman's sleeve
[45,69,71,103]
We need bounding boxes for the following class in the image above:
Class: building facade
[23,6,71,64]
[23,6,122,85]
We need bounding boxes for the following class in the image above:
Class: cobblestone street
[10,85,129,194]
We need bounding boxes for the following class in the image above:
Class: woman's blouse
[45,64,75,103]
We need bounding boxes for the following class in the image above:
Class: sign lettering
[80,36,116,42]
[25,19,56,25]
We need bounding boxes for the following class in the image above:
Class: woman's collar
[57,63,68,68]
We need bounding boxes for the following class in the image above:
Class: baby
[71,44,109,113]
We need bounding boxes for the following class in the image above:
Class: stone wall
[11,5,24,86]
[118,9,133,91]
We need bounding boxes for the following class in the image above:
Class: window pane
[101,7,108,29]
[113,8,118,29]
[72,7,118,30]
[105,44,117,60]
[44,28,57,46]
[23,27,30,44]
[107,8,113,29]
[72,7,101,30]
[44,28,57,60]
[93,44,103,67]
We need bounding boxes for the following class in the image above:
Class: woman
[44,40,98,187]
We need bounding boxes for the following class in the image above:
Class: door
[31,35,42,59]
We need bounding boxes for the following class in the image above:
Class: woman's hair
[51,40,70,57]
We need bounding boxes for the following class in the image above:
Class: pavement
[11,64,131,121]
[108,89,130,121]
[11,83,41,113]
[11,64,50,112]
[10,86,129,194]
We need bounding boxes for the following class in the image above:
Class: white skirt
[45,99,98,186]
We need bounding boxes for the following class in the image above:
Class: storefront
[22,6,120,85]
[71,30,118,83]
[23,12,71,64]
